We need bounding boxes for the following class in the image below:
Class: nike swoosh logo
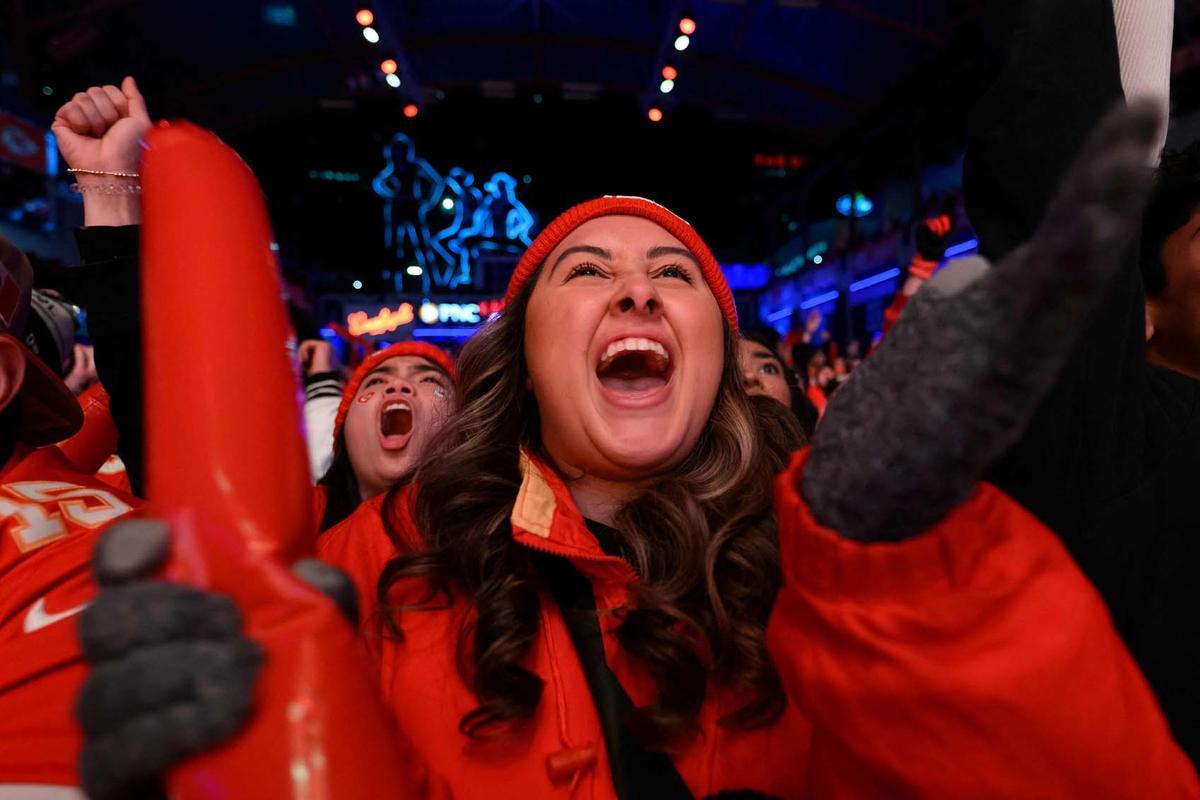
[23,596,90,634]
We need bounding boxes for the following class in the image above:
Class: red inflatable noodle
[140,121,310,561]
[140,122,436,799]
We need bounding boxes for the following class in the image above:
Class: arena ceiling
[7,0,981,137]
[2,0,985,269]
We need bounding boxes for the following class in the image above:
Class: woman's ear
[0,336,27,414]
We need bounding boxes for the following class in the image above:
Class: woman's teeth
[596,337,672,394]
[599,337,670,367]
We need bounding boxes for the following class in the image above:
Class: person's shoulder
[1146,363,1200,419]
[317,486,423,572]
[2,446,141,505]
[1142,364,1200,462]
[319,494,387,554]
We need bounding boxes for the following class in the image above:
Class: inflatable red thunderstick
[140,121,429,799]
[140,121,310,559]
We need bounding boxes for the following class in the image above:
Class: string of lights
[645,11,695,123]
[355,6,422,117]
[358,5,699,125]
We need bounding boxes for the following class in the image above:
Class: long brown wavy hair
[377,266,804,746]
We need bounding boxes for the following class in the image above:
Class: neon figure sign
[372,134,535,293]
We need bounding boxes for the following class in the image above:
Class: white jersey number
[1,481,133,552]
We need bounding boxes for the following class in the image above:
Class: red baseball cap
[0,235,83,445]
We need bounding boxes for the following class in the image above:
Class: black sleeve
[71,225,144,495]
[966,3,1200,761]
[964,0,1146,535]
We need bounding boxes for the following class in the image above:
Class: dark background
[1,1,981,281]
[4,0,1200,333]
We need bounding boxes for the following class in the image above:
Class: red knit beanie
[332,341,456,448]
[504,196,737,332]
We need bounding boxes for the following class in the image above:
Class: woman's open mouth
[379,401,414,449]
[595,337,674,404]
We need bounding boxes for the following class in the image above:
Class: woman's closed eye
[655,264,695,283]
[564,262,607,281]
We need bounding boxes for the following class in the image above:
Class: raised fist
[297,339,334,377]
[52,77,151,179]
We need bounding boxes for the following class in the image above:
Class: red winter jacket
[311,483,328,530]
[317,449,1198,799]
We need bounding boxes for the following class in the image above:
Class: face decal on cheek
[356,391,375,404]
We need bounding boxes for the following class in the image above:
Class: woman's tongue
[597,353,668,394]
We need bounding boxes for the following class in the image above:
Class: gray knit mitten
[803,100,1161,541]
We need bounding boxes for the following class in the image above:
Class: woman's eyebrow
[550,245,612,275]
[646,246,699,264]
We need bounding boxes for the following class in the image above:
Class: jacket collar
[511,450,636,583]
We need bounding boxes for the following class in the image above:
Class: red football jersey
[0,446,140,789]
[94,453,131,495]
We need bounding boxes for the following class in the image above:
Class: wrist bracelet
[67,168,140,178]
[70,182,142,195]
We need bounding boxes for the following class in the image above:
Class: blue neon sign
[373,134,536,293]
[944,238,979,258]
[849,267,901,292]
[800,290,840,309]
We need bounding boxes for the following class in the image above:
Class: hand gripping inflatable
[141,122,434,799]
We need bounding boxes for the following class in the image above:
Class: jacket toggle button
[546,743,597,785]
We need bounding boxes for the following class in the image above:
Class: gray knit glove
[803,100,1162,541]
[76,519,357,800]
